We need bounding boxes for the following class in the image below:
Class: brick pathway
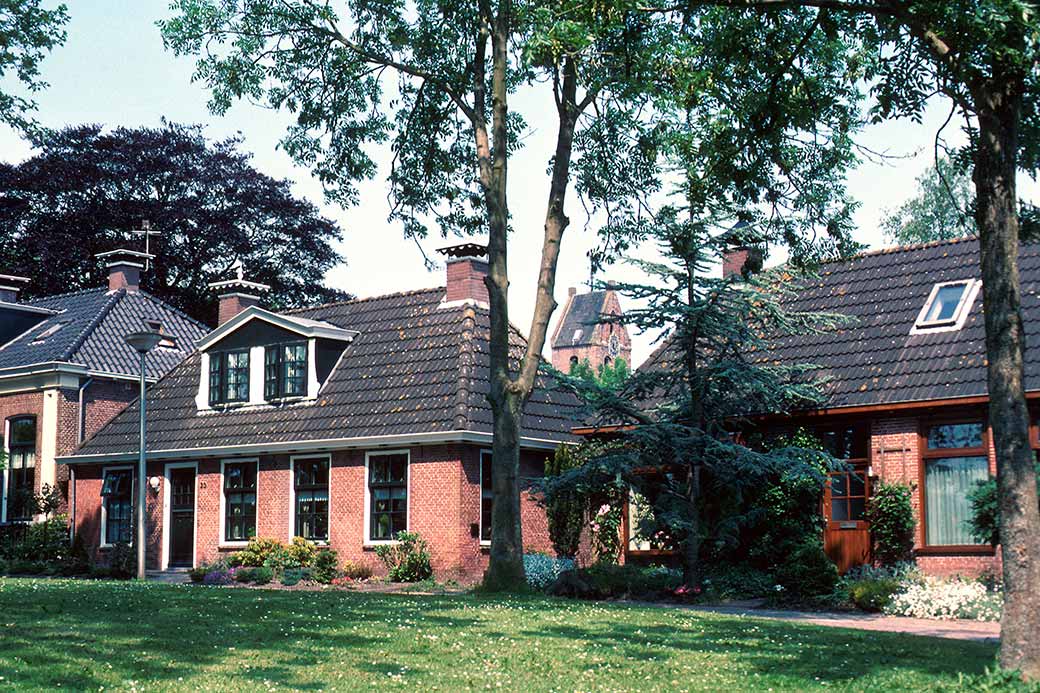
[681,604,1000,643]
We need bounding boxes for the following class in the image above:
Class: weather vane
[130,220,161,271]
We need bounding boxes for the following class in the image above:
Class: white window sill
[218,542,249,549]
[480,541,491,547]
[363,540,399,548]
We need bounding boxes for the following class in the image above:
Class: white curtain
[925,456,988,546]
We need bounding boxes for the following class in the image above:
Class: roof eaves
[195,306,359,350]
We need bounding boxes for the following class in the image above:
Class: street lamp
[125,330,163,580]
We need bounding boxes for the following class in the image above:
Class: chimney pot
[95,249,153,292]
[208,268,271,326]
[437,243,489,305]
[0,274,29,303]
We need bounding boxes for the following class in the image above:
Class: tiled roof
[70,288,581,458]
[639,236,1039,412]
[0,287,208,379]
[552,291,608,348]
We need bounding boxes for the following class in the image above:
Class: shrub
[252,566,274,585]
[701,564,775,600]
[591,502,623,564]
[864,481,916,566]
[233,567,258,583]
[189,559,226,584]
[886,575,1002,621]
[340,560,373,581]
[203,568,233,585]
[847,577,902,612]
[524,553,575,590]
[18,515,70,562]
[66,531,91,575]
[287,537,318,567]
[311,548,340,584]
[551,563,682,600]
[374,531,433,582]
[280,567,305,586]
[773,539,838,600]
[968,466,1040,547]
[545,445,586,558]
[108,542,136,580]
[234,538,283,567]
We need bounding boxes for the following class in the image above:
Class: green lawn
[0,578,995,692]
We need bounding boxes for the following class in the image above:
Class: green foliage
[374,532,433,583]
[189,560,225,583]
[0,123,347,323]
[18,515,70,563]
[311,549,340,584]
[865,482,917,566]
[950,666,1040,693]
[544,446,586,558]
[0,1,69,133]
[280,568,306,587]
[773,539,839,601]
[232,537,321,571]
[107,542,136,580]
[340,561,374,581]
[700,564,776,601]
[552,564,682,600]
[590,500,623,565]
[969,466,1040,547]
[847,577,902,612]
[882,155,977,245]
[287,537,318,567]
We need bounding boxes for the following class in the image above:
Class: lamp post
[125,330,163,580]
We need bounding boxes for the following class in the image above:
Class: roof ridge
[26,285,109,304]
[822,235,978,265]
[282,286,445,315]
[59,288,125,362]
[134,289,211,332]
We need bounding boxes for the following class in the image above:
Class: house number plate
[839,522,858,529]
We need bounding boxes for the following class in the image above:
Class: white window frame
[363,449,410,546]
[479,449,492,546]
[289,453,332,544]
[161,461,199,569]
[911,279,981,334]
[1,418,9,524]
[218,458,258,549]
[100,465,134,548]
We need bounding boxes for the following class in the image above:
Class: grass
[0,577,996,692]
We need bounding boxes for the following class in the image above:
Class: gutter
[0,361,157,385]
[57,429,574,465]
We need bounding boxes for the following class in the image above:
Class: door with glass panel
[820,424,871,573]
[169,468,196,567]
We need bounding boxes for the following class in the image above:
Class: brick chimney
[721,220,764,280]
[208,265,271,326]
[95,249,153,292]
[437,243,489,305]
[0,274,29,303]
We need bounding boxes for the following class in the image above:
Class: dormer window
[265,342,307,400]
[209,350,250,405]
[912,279,980,334]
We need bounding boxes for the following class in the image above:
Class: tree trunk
[973,75,1040,680]
[682,462,702,585]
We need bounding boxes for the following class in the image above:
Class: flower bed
[838,564,1003,622]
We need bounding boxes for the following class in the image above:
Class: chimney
[721,220,764,280]
[0,274,29,303]
[208,266,271,326]
[437,243,489,305]
[95,249,153,292]
[568,287,577,297]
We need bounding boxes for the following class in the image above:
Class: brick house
[617,237,1029,577]
[60,244,580,580]
[0,251,208,525]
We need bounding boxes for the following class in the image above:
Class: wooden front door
[168,468,196,567]
[823,464,871,573]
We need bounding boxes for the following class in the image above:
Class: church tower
[550,284,632,372]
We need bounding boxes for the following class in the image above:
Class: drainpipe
[77,377,93,443]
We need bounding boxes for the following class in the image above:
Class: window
[265,342,307,400]
[101,468,134,545]
[293,456,329,541]
[6,417,36,521]
[368,452,408,541]
[30,321,69,345]
[208,350,250,404]
[819,424,869,523]
[923,422,989,546]
[914,280,977,332]
[480,450,493,543]
[223,461,257,542]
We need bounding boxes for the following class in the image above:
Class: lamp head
[124,330,163,354]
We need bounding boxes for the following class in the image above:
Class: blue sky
[2,1,1036,366]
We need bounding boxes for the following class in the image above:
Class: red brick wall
[71,443,556,581]
[445,259,489,304]
[217,294,261,326]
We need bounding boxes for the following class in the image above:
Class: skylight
[30,321,69,344]
[912,279,979,334]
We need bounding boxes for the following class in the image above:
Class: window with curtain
[923,422,989,546]
[294,457,329,541]
[209,350,250,404]
[7,417,36,521]
[264,342,307,400]
[480,451,492,543]
[224,462,257,542]
[100,468,134,545]
[368,452,407,541]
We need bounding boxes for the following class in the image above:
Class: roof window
[30,321,69,344]
[143,319,177,348]
[912,279,980,334]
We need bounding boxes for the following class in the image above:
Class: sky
[2,1,1037,368]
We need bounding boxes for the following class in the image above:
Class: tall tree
[882,154,978,244]
[0,0,68,134]
[160,0,667,589]
[631,0,1040,676]
[0,123,346,323]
